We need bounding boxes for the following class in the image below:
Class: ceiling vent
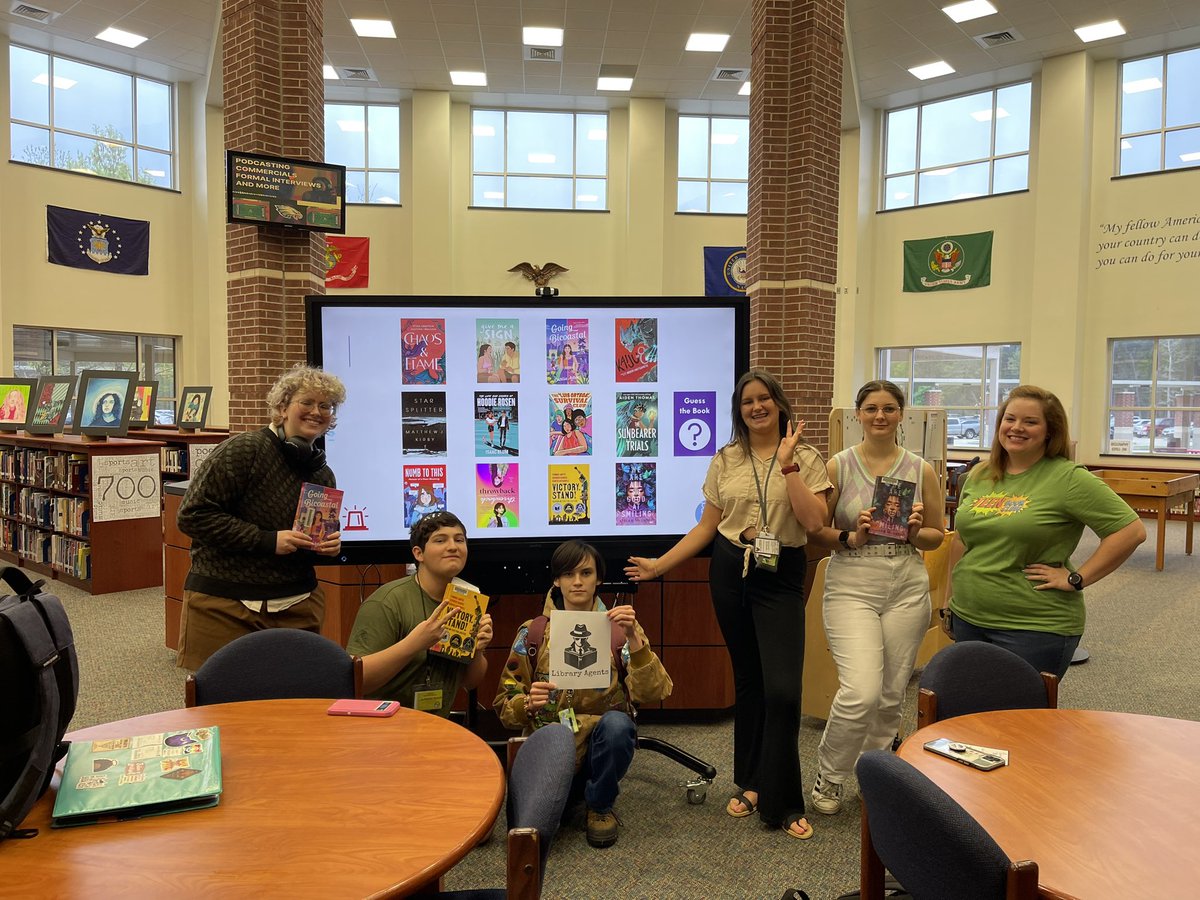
[527,47,558,62]
[712,68,748,82]
[973,29,1024,49]
[11,2,58,23]
[337,67,377,82]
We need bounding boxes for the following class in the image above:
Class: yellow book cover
[427,577,490,663]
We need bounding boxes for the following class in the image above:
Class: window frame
[13,326,179,425]
[323,101,402,205]
[1106,335,1200,457]
[879,80,1032,211]
[1116,46,1200,177]
[8,44,176,189]
[676,114,749,215]
[469,108,609,211]
[877,342,1023,451]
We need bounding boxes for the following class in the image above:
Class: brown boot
[586,808,619,848]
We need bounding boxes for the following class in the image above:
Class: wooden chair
[857,750,1038,900]
[917,641,1058,728]
[184,629,363,707]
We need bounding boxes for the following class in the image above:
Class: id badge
[412,682,443,713]
[754,531,781,572]
[558,707,580,733]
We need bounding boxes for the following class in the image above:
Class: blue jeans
[949,614,1081,680]
[581,710,637,813]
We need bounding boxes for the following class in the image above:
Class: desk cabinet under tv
[0,433,165,594]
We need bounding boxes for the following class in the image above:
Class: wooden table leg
[1155,501,1167,571]
[1186,494,1195,556]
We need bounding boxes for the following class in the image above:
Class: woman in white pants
[808,381,944,814]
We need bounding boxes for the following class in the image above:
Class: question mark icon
[688,422,702,447]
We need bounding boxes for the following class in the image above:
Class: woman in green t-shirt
[948,385,1145,678]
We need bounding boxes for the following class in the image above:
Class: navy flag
[703,246,748,296]
[47,205,150,276]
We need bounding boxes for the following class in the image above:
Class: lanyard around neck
[750,451,777,529]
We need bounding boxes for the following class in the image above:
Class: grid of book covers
[396,314,671,532]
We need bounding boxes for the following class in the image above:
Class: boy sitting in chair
[494,540,672,848]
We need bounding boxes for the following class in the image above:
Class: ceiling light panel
[942,1,996,24]
[450,71,488,86]
[908,61,955,80]
[1075,20,1125,43]
[686,33,730,52]
[96,27,147,48]
[350,19,397,39]
[523,27,564,47]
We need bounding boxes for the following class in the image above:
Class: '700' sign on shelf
[92,454,161,523]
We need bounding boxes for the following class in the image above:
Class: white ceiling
[3,0,1198,124]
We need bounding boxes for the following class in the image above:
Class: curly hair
[266,364,347,426]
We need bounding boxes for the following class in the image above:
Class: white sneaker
[811,773,843,815]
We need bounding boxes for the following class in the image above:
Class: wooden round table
[3,699,505,898]
[897,708,1200,899]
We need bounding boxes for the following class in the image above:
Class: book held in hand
[868,475,916,541]
[293,482,344,543]
[427,577,490,664]
[52,727,222,827]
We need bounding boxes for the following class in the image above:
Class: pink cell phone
[326,699,400,717]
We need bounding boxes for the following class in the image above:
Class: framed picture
[70,370,136,438]
[0,378,39,432]
[127,381,159,429]
[24,376,77,435]
[177,386,213,430]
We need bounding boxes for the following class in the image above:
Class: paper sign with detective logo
[547,610,611,690]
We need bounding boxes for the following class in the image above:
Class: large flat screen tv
[308,296,750,591]
[226,150,347,233]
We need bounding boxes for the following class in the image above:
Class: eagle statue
[508,261,569,295]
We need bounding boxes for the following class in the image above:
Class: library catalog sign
[92,454,160,522]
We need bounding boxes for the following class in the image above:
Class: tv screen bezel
[225,150,348,235]
[306,295,751,592]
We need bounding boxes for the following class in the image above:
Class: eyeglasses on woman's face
[293,397,335,414]
[860,405,901,416]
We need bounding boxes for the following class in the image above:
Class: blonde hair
[977,384,1071,483]
[266,365,347,426]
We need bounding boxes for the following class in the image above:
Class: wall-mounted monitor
[308,296,750,592]
[226,150,347,234]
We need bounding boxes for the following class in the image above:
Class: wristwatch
[838,530,853,550]
[779,463,800,475]
[1067,571,1084,591]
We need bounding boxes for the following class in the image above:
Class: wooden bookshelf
[0,432,166,594]
[140,427,228,481]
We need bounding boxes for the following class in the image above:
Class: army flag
[324,236,370,288]
[47,206,150,275]
[902,231,992,292]
[703,246,748,296]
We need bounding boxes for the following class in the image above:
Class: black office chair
[917,641,1057,728]
[184,629,363,707]
[420,723,576,900]
[856,750,1038,900]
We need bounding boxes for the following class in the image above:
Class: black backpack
[0,566,78,841]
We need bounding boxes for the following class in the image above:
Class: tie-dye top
[831,446,924,544]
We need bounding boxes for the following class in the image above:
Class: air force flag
[47,205,150,275]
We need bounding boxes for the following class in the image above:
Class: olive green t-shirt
[345,576,466,715]
[951,456,1137,636]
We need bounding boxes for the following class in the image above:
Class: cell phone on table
[327,699,400,717]
[923,738,1006,771]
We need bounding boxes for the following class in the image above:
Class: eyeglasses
[293,398,336,414]
[860,405,901,416]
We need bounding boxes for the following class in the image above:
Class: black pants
[709,535,807,826]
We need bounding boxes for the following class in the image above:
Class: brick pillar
[223,0,326,433]
[746,0,843,455]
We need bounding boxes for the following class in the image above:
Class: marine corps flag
[47,205,150,275]
[324,236,370,288]
[902,231,992,292]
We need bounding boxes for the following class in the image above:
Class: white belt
[835,543,916,558]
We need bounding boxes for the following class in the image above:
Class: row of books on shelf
[0,484,89,536]
[1,521,91,580]
[0,448,89,493]
[160,446,191,475]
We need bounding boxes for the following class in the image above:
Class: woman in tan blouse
[626,370,830,840]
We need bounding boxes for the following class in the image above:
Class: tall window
[9,46,174,188]
[324,103,401,204]
[878,344,1022,449]
[1118,47,1200,176]
[471,109,607,210]
[881,82,1031,210]
[1107,336,1200,456]
[677,116,748,214]
[13,326,178,424]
